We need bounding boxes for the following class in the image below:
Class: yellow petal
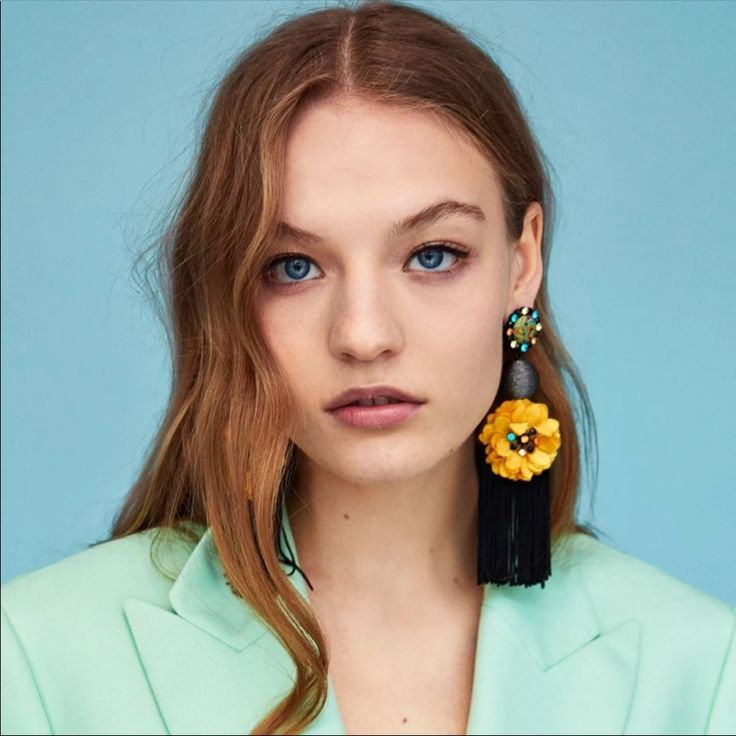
[536,418,560,437]
[505,452,522,470]
[509,422,528,435]
[536,435,558,453]
[493,414,510,432]
[525,455,542,472]
[493,439,511,457]
[527,402,548,426]
[529,449,552,469]
[511,401,529,422]
[514,461,530,481]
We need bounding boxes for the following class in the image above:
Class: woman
[2,1,734,734]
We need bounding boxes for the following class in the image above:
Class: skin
[255,94,543,616]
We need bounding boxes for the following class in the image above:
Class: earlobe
[507,202,544,315]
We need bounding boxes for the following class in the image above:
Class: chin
[334,452,436,483]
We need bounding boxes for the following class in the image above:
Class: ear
[506,202,544,316]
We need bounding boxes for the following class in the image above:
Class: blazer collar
[124,505,641,734]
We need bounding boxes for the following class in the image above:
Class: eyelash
[261,242,471,288]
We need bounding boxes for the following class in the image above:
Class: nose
[328,270,404,362]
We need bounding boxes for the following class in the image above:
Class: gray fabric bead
[501,358,539,399]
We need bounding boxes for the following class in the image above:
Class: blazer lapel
[466,535,642,735]
[124,508,641,735]
[123,514,346,735]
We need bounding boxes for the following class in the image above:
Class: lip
[325,384,426,411]
[328,401,423,429]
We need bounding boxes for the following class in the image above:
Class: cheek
[431,264,505,356]
[430,284,505,421]
[257,311,314,436]
[255,298,315,394]
[438,318,503,404]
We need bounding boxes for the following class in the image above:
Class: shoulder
[560,533,735,733]
[1,525,204,668]
[2,527,199,621]
[1,526,205,735]
[561,532,734,631]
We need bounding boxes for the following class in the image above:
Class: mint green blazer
[2,501,735,735]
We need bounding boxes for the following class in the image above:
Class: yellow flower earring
[475,306,562,588]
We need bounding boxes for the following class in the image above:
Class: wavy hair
[107,1,600,732]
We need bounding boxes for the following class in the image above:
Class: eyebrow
[274,199,486,244]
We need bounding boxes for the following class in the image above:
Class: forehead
[279,98,504,237]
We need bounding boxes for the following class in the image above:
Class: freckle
[453,577,459,584]
[343,513,350,520]
[402,717,408,723]
[429,547,434,553]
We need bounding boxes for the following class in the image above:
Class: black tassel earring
[475,306,562,588]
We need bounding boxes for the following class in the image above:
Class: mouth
[342,396,404,407]
[325,385,426,411]
[327,397,424,429]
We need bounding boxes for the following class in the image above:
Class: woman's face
[255,97,542,486]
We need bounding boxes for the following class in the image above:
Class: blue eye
[409,244,463,272]
[263,242,470,286]
[270,255,317,283]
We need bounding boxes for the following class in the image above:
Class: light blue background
[2,0,734,603]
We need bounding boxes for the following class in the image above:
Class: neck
[286,436,480,602]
